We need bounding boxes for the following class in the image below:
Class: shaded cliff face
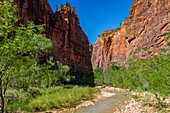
[14,0,92,73]
[50,8,92,72]
[92,0,170,70]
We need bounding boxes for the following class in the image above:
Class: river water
[63,94,128,113]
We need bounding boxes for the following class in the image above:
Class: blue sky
[48,0,134,45]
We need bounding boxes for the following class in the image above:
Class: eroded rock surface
[14,0,92,72]
[92,0,170,70]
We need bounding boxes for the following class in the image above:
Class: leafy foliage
[93,67,104,86]
[0,0,53,112]
[0,1,72,112]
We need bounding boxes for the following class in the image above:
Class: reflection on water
[63,95,128,113]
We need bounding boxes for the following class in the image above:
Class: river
[63,94,128,113]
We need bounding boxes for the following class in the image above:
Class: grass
[6,86,100,112]
[5,86,64,112]
[28,86,100,111]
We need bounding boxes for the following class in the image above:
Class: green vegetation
[148,1,152,8]
[66,2,70,7]
[60,4,64,9]
[71,72,95,86]
[135,0,139,4]
[101,28,121,38]
[55,5,58,10]
[93,67,104,86]
[0,1,78,112]
[0,1,96,112]
[57,2,75,12]
[147,50,152,54]
[6,86,100,112]
[5,86,63,112]
[134,48,142,53]
[0,0,53,112]
[29,86,99,112]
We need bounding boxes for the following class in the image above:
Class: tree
[93,67,104,86]
[72,6,75,10]
[60,4,64,9]
[0,0,53,112]
[66,2,70,7]
[55,5,58,11]
[38,58,71,87]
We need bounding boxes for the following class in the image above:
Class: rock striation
[14,0,92,73]
[92,0,170,70]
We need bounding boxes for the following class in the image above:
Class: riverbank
[54,86,129,113]
[6,86,100,112]
[114,91,170,113]
[59,87,170,113]
[44,87,170,113]
[6,86,128,113]
[50,87,122,113]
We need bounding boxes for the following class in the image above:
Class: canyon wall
[92,0,170,70]
[14,0,92,73]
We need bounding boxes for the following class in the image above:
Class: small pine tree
[55,5,58,10]
[66,2,70,7]
[60,4,64,9]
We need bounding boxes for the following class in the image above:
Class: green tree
[66,2,70,7]
[60,4,64,9]
[55,4,58,11]
[39,58,71,87]
[93,67,104,86]
[0,0,52,112]
[104,62,120,85]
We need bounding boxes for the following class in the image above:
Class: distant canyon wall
[92,0,170,70]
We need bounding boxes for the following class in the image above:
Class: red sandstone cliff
[50,7,92,72]
[14,0,92,73]
[92,0,170,70]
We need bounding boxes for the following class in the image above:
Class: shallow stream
[63,93,128,113]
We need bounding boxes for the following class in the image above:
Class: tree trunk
[0,97,4,113]
[0,78,4,113]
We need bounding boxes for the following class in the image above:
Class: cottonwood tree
[0,0,52,112]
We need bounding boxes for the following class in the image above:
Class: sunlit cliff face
[92,0,170,71]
